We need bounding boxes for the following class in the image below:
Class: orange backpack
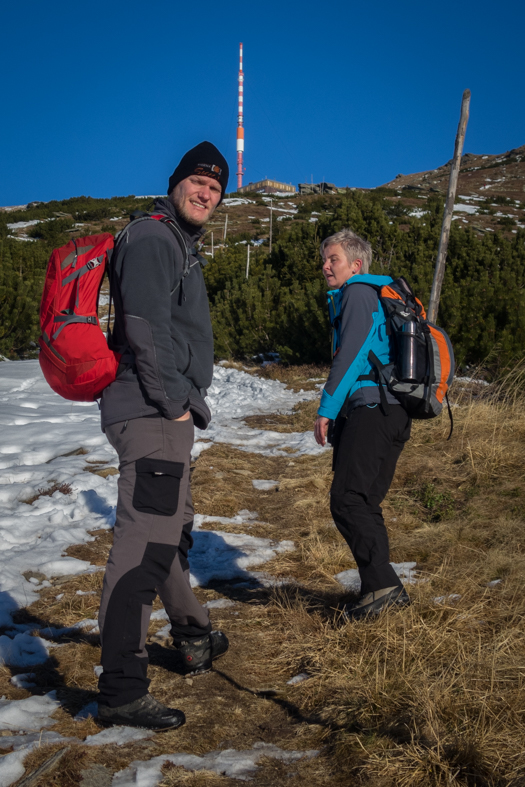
[358,277,455,434]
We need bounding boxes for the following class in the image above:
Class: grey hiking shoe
[174,630,229,675]
[97,693,185,730]
[343,586,410,621]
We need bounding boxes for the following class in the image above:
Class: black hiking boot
[343,586,410,622]
[173,630,229,675]
[97,693,185,730]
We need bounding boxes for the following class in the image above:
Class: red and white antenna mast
[236,42,244,191]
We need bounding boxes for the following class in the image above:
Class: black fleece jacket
[100,198,214,431]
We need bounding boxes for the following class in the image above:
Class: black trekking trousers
[330,403,411,595]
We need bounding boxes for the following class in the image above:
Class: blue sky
[1,0,523,204]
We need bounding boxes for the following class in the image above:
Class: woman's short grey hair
[320,228,372,274]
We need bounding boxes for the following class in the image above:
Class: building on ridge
[298,182,339,195]
[238,179,296,195]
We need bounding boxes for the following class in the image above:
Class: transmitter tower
[236,43,244,190]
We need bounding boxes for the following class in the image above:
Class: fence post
[269,199,273,254]
[427,89,471,324]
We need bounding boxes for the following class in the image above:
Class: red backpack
[39,233,118,401]
[38,215,188,401]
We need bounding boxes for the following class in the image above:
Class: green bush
[0,240,49,358]
[27,218,74,246]
[205,191,525,369]
[1,190,524,367]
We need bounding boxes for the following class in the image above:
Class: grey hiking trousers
[98,415,211,708]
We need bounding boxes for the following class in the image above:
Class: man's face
[322,244,362,289]
[171,174,222,226]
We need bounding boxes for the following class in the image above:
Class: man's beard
[171,192,214,227]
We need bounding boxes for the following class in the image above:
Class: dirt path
[2,391,344,786]
[3,373,525,786]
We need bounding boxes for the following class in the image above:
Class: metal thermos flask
[399,322,418,382]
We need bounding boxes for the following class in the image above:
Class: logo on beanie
[194,162,222,180]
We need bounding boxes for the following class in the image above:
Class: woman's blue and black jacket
[318,274,398,420]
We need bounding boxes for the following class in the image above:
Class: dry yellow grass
[4,367,525,786]
[260,374,525,786]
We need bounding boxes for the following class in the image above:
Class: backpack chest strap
[52,313,98,340]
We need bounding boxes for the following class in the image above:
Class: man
[314,229,411,621]
[97,142,229,730]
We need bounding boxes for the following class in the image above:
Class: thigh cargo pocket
[133,458,184,516]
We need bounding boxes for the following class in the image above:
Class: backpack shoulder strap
[114,214,192,296]
[155,217,191,292]
[122,215,189,267]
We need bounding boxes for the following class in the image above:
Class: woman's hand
[314,416,330,446]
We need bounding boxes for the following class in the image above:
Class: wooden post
[224,214,228,241]
[427,89,471,324]
[17,747,71,787]
[246,243,250,278]
[269,198,273,254]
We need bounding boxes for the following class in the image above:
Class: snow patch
[74,701,98,720]
[189,513,294,587]
[0,692,60,731]
[222,198,255,206]
[0,361,324,628]
[204,598,237,609]
[7,235,37,242]
[0,734,76,787]
[9,673,36,690]
[6,220,44,229]
[112,742,319,784]
[0,633,51,667]
[453,204,478,214]
[335,561,418,591]
[150,608,169,621]
[455,377,489,386]
[252,479,279,491]
[84,726,155,746]
[287,673,310,685]
[260,191,297,197]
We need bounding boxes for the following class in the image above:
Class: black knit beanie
[167,141,229,202]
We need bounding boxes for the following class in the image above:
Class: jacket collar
[153,197,205,245]
[327,273,394,296]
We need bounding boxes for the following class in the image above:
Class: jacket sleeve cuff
[188,393,212,430]
[318,391,342,420]
[164,397,190,420]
